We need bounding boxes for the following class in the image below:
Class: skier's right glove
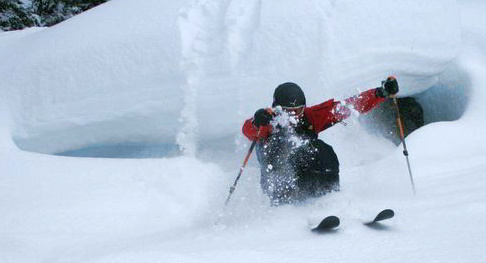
[253,108,273,128]
[376,76,399,98]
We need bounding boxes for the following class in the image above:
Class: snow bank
[2,1,486,262]
[0,153,227,259]
[0,103,15,155]
[0,0,460,155]
[407,55,486,162]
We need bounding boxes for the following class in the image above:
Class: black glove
[253,108,272,127]
[376,76,399,98]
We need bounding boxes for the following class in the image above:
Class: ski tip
[311,215,340,233]
[364,209,395,226]
[382,208,394,214]
[374,209,394,221]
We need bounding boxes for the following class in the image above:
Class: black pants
[256,138,340,205]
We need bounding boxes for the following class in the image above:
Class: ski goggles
[281,106,305,116]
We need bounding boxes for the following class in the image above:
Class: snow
[1,0,460,155]
[1,0,486,262]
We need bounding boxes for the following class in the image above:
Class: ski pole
[391,94,416,195]
[224,130,261,206]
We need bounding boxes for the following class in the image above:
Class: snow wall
[0,0,461,156]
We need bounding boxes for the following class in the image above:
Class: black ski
[311,215,340,232]
[364,209,394,226]
[311,209,394,232]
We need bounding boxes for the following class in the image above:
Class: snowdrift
[2,0,486,262]
[0,0,460,155]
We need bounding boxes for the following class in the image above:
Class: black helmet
[272,82,306,108]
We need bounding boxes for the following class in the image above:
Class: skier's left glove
[375,76,399,98]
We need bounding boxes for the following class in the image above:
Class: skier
[242,76,399,205]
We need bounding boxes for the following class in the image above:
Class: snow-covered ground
[1,0,486,262]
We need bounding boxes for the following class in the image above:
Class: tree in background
[0,0,108,31]
[0,0,36,31]
[31,0,107,27]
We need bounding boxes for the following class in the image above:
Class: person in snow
[242,76,399,205]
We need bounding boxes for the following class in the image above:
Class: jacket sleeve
[242,118,272,141]
[306,88,385,133]
[343,88,385,114]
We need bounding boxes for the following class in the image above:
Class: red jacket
[242,88,385,141]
